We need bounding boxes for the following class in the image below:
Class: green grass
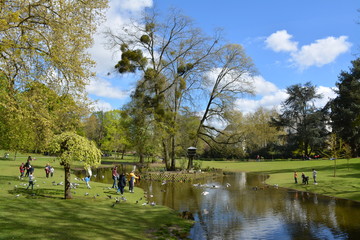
[0,151,192,239]
[202,158,360,201]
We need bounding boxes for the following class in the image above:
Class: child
[44,163,51,178]
[128,171,139,193]
[19,163,25,178]
[84,176,91,189]
[50,166,54,177]
[26,173,35,190]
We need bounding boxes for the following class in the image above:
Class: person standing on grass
[117,173,127,195]
[24,160,31,177]
[128,171,139,193]
[294,171,298,184]
[312,169,317,183]
[50,166,54,177]
[44,163,51,178]
[19,163,25,178]
[112,166,118,189]
[26,172,35,190]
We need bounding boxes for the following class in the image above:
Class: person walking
[128,171,139,193]
[117,173,127,195]
[312,169,317,183]
[26,172,35,190]
[84,176,91,189]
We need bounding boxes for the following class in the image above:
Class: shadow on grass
[9,187,64,199]
[0,197,189,240]
[0,175,19,185]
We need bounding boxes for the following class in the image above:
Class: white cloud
[291,36,351,69]
[86,78,128,99]
[265,31,352,70]
[90,99,113,112]
[235,84,335,114]
[235,89,288,114]
[253,75,278,95]
[118,0,153,12]
[314,86,336,108]
[265,30,298,52]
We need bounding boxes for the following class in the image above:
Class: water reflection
[138,172,360,240]
[83,167,360,239]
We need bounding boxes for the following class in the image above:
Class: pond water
[83,167,360,240]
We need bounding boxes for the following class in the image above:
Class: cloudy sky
[86,0,359,113]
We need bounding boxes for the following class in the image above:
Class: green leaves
[49,132,102,168]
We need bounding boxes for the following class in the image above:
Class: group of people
[112,166,139,195]
[44,163,54,178]
[19,156,35,178]
[19,156,56,190]
[294,169,317,185]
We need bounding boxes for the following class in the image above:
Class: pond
[83,167,360,239]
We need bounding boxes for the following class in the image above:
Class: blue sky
[87,0,359,113]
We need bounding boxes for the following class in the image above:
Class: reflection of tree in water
[81,168,360,239]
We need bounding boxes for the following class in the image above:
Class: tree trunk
[162,141,170,170]
[121,148,126,159]
[170,135,176,171]
[139,153,144,164]
[64,164,72,199]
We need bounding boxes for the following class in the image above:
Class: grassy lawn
[0,151,192,240]
[201,158,360,202]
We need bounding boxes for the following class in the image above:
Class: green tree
[49,132,102,199]
[101,110,130,158]
[272,82,328,158]
[0,0,108,153]
[243,107,283,156]
[329,58,360,156]
[107,9,219,170]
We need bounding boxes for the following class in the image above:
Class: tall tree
[0,0,108,152]
[49,132,102,199]
[107,9,219,170]
[329,58,360,156]
[272,82,328,158]
[190,44,255,168]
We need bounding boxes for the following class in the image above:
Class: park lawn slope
[0,151,192,239]
[202,158,360,202]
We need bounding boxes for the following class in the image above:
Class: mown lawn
[202,158,360,201]
[0,151,192,240]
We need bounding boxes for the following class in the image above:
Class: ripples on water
[83,167,360,240]
[139,172,360,240]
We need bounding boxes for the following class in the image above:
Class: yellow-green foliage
[49,132,102,168]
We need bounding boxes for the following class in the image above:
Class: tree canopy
[329,58,360,156]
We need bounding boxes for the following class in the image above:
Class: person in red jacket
[19,163,25,178]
